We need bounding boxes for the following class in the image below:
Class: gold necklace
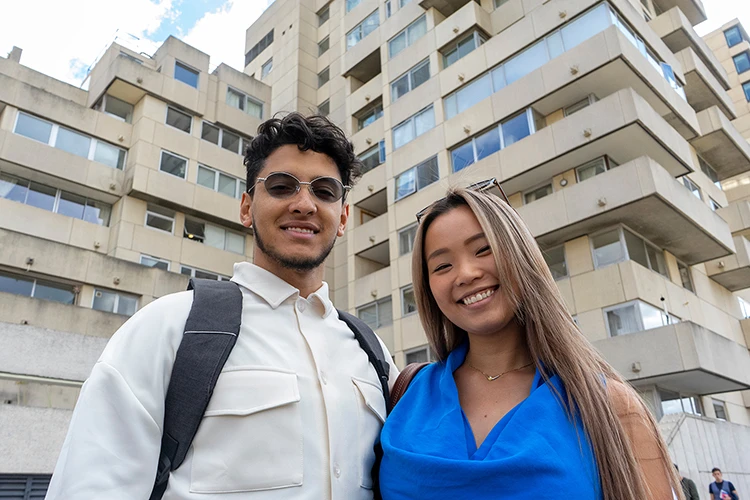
[467,360,534,381]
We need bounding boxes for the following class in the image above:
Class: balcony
[593,321,750,395]
[650,0,706,26]
[343,27,382,83]
[673,48,736,118]
[690,107,750,181]
[650,7,729,90]
[350,73,382,114]
[352,265,391,304]
[419,0,475,17]
[352,212,389,255]
[434,1,492,51]
[716,199,750,237]
[705,236,750,291]
[516,157,734,265]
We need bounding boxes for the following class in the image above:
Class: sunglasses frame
[415,178,510,223]
[248,171,352,203]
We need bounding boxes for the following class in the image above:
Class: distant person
[710,467,739,500]
[675,464,699,500]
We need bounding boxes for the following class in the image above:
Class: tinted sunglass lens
[311,178,343,202]
[265,173,298,198]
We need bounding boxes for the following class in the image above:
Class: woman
[379,182,682,500]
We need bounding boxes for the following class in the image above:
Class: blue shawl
[379,342,602,499]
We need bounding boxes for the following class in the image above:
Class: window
[93,289,138,316]
[144,206,175,233]
[712,399,728,421]
[159,150,188,179]
[739,297,750,319]
[356,297,393,329]
[682,177,701,199]
[180,265,231,281]
[709,197,721,211]
[677,261,693,293]
[724,26,743,47]
[391,59,430,102]
[385,0,392,17]
[13,112,126,169]
[356,100,383,130]
[174,61,199,88]
[395,156,439,200]
[445,73,493,119]
[592,226,667,277]
[494,0,509,6]
[389,15,426,59]
[744,81,750,102]
[201,122,251,155]
[346,0,362,12]
[698,156,720,188]
[401,285,417,315]
[318,66,330,88]
[0,474,52,499]
[405,345,437,364]
[96,94,133,123]
[184,218,246,254]
[140,255,170,271]
[359,141,386,173]
[261,58,273,79]
[543,245,567,279]
[226,88,263,119]
[393,105,434,149]
[451,109,540,171]
[318,99,330,116]
[660,389,702,416]
[0,270,76,305]
[398,223,418,255]
[318,36,330,55]
[604,300,677,336]
[0,173,111,225]
[166,106,192,133]
[245,30,274,66]
[524,183,553,204]
[197,165,246,199]
[318,5,330,25]
[443,31,487,68]
[398,0,413,6]
[564,94,597,116]
[733,52,750,74]
[347,10,380,49]
[576,156,617,182]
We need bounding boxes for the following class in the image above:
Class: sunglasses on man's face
[415,178,510,223]
[248,172,351,203]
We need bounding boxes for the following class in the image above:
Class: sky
[0,0,747,88]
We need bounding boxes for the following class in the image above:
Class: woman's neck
[464,320,532,374]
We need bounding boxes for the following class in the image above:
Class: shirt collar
[231,262,334,317]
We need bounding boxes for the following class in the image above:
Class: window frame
[733,51,750,74]
[91,288,139,317]
[390,58,430,102]
[400,284,418,316]
[200,121,252,155]
[174,60,200,89]
[158,150,188,179]
[677,260,694,293]
[183,217,246,254]
[590,225,668,277]
[394,155,439,201]
[13,112,126,169]
[442,30,487,68]
[356,296,393,330]
[144,208,175,234]
[347,10,380,50]
[0,270,77,305]
[196,164,246,199]
[180,265,231,281]
[346,0,362,12]
[523,181,553,205]
[603,299,677,337]
[709,197,721,211]
[398,222,419,255]
[165,106,193,134]
[140,254,171,271]
[405,345,437,364]
[563,94,598,116]
[542,244,568,280]
[318,66,330,88]
[575,156,617,182]
[712,399,728,421]
[681,176,702,200]
[355,100,384,130]
[392,104,435,150]
[226,87,263,119]
[97,94,133,123]
[724,26,743,47]
[318,99,330,116]
[318,5,330,26]
[359,140,386,173]
[318,36,330,55]
[388,14,426,59]
[261,58,273,79]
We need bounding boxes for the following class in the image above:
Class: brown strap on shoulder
[390,362,429,409]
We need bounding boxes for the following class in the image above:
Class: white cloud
[0,0,177,86]
[182,0,269,73]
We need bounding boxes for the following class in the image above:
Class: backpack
[149,278,392,500]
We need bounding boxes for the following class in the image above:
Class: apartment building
[0,37,270,491]
[245,0,750,491]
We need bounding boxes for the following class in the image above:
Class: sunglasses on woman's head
[415,178,510,223]
[248,172,351,203]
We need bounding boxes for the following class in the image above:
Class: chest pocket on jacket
[352,377,386,489]
[189,367,302,493]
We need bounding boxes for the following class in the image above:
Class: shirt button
[298,302,307,312]
[333,465,341,478]
[320,371,328,385]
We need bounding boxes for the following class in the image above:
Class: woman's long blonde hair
[412,186,683,500]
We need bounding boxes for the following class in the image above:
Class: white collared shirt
[46,263,398,500]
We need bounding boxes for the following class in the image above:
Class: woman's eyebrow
[426,233,485,262]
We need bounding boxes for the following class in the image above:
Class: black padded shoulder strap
[150,278,243,500]
[337,309,391,414]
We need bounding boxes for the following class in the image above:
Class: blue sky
[0,0,747,87]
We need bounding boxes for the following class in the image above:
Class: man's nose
[288,185,317,214]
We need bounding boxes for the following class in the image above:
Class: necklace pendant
[486,374,501,381]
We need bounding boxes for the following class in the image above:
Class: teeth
[462,288,495,305]
[286,227,314,234]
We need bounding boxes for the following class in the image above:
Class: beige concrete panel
[136,95,168,124]
[550,90,626,158]
[118,197,148,226]
[343,0,380,33]
[215,102,263,139]
[160,77,202,115]
[392,180,447,229]
[517,190,570,236]
[389,79,439,129]
[387,30,435,84]
[152,123,199,160]
[131,225,182,263]
[0,201,75,247]
[490,0,524,35]
[664,278,693,320]
[68,220,111,255]
[443,93,496,149]
[180,239,239,276]
[498,125,555,181]
[395,253,413,289]
[575,308,607,342]
[152,270,190,299]
[334,263,349,290]
[145,169,195,209]
[570,265,626,312]
[109,221,135,254]
[482,17,535,70]
[353,266,392,306]
[84,161,126,196]
[83,256,156,296]
[132,115,156,144]
[192,188,241,225]
[351,167,387,206]
[400,312,427,351]
[350,73,383,114]
[540,32,610,94]
[351,117,385,155]
[556,278,576,313]
[623,261,669,308]
[0,228,92,282]
[1,133,88,186]
[664,251,682,286]
[565,236,594,276]
[93,113,132,149]
[390,125,445,178]
[434,1,492,51]
[196,142,246,179]
[490,72,545,125]
[352,213,389,254]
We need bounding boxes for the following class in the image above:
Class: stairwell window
[261,58,273,79]
[724,26,743,47]
[318,5,330,26]
[318,67,330,87]
[733,51,750,74]
[318,36,330,55]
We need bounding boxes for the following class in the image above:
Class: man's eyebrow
[426,232,486,262]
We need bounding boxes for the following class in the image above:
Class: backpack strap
[150,279,243,500]
[336,309,391,414]
[390,362,429,409]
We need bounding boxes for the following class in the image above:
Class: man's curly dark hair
[244,113,363,197]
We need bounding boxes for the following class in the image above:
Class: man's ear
[337,202,350,237]
[240,192,253,228]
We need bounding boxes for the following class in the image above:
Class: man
[710,467,739,500]
[46,113,398,499]
[674,464,699,500]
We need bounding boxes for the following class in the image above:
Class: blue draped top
[379,341,603,499]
